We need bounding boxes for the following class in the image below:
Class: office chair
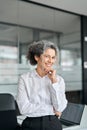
[0,93,21,130]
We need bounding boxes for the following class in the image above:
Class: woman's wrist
[51,78,57,83]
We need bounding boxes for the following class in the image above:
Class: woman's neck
[36,67,46,77]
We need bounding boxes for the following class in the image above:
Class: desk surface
[17,115,26,125]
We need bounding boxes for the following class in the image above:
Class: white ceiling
[30,0,87,16]
[0,0,82,50]
[0,0,80,34]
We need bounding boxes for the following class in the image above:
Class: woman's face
[36,48,56,74]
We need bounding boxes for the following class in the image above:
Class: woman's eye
[52,57,55,59]
[45,55,49,58]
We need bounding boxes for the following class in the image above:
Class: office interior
[0,0,87,129]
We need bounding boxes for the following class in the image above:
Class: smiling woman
[26,40,58,79]
[0,0,82,105]
[16,40,68,130]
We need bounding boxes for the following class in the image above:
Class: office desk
[17,115,26,125]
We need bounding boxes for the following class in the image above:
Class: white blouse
[16,70,67,117]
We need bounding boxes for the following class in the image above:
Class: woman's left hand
[54,111,62,118]
[53,107,62,118]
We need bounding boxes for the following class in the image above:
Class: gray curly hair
[27,40,59,65]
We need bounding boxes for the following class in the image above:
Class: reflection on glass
[0,45,17,63]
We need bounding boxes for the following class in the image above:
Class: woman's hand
[54,111,62,118]
[53,107,62,118]
[47,69,58,83]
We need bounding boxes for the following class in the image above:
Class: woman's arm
[50,76,68,113]
[16,76,41,115]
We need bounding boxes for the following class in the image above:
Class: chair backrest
[0,93,18,130]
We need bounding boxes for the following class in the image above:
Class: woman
[17,40,67,130]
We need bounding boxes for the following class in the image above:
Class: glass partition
[0,24,18,97]
[0,0,82,103]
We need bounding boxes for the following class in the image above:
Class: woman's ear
[34,55,39,62]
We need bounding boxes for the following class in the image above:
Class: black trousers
[22,115,62,130]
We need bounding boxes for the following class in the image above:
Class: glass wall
[0,0,82,103]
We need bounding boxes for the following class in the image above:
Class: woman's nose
[48,57,52,63]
